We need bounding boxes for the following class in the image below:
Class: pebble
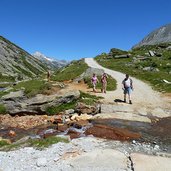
[36,158,47,167]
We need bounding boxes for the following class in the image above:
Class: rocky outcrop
[1,90,80,115]
[133,23,171,48]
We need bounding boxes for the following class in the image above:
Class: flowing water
[0,116,171,152]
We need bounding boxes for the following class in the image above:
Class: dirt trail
[84,58,170,110]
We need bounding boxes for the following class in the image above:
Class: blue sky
[0,0,171,60]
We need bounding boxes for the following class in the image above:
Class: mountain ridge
[32,51,69,70]
[133,23,171,48]
[0,35,47,81]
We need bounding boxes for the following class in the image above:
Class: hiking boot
[129,100,132,104]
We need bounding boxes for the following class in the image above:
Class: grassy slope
[13,80,51,97]
[52,59,116,91]
[52,59,89,81]
[95,44,171,93]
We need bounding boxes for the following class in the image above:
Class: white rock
[131,153,171,171]
[132,140,136,144]
[154,145,160,150]
[54,156,60,162]
[36,157,47,167]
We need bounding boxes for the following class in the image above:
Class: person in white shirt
[122,74,133,104]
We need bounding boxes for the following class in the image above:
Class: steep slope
[0,36,47,81]
[133,23,171,48]
[33,51,68,70]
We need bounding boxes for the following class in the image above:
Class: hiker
[101,73,108,93]
[91,73,99,92]
[122,74,133,104]
[47,70,51,82]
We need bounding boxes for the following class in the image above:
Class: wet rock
[132,140,136,144]
[38,129,57,138]
[93,112,151,123]
[75,120,89,127]
[54,115,63,124]
[67,129,81,139]
[85,124,141,140]
[57,124,68,132]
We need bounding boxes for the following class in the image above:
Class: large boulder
[69,149,128,171]
[131,153,171,171]
[1,90,80,115]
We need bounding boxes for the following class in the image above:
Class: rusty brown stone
[85,124,141,141]
[8,130,16,137]
[75,120,89,127]
[57,124,68,132]
[76,102,98,114]
[67,129,81,139]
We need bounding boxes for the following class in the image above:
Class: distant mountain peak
[33,51,69,70]
[133,23,171,49]
[33,51,54,62]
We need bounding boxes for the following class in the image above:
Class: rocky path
[0,136,171,171]
[85,58,171,118]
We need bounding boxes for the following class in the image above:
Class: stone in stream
[85,124,141,141]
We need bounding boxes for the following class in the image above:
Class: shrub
[0,104,6,114]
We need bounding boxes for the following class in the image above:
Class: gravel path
[85,58,170,110]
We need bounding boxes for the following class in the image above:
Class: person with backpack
[91,73,99,92]
[122,74,133,104]
[101,73,108,93]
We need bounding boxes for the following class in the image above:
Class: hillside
[0,36,47,82]
[133,23,171,48]
[95,44,171,93]
[33,51,68,70]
